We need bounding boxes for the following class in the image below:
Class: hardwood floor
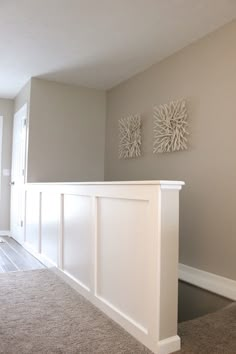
[0,236,45,272]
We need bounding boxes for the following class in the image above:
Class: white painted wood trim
[23,241,57,268]
[158,335,181,354]
[10,103,28,242]
[58,193,64,270]
[179,263,236,301]
[160,184,183,190]
[21,182,183,354]
[93,196,98,296]
[63,269,91,293]
[95,293,148,334]
[23,190,27,243]
[38,192,42,254]
[26,180,185,186]
[0,116,3,200]
[52,265,156,353]
[24,103,29,183]
[0,230,11,236]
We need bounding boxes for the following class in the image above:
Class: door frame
[10,103,29,243]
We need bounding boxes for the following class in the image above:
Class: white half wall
[21,180,183,354]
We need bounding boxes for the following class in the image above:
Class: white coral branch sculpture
[153,99,188,153]
[119,114,142,159]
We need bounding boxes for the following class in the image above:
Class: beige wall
[105,20,236,280]
[28,78,106,182]
[0,99,14,230]
[14,80,31,113]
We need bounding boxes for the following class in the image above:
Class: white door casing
[11,104,28,243]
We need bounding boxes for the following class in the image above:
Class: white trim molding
[158,336,181,354]
[179,263,236,301]
[19,181,183,354]
[0,230,11,236]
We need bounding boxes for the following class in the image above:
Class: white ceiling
[1,0,236,98]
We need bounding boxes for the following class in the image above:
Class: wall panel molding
[18,181,184,354]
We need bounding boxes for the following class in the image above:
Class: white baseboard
[0,230,11,236]
[158,335,180,354]
[179,263,236,301]
[23,242,57,268]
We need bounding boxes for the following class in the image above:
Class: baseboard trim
[0,230,11,236]
[23,242,57,268]
[179,263,236,301]
[158,335,180,354]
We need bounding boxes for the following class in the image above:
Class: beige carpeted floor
[0,269,151,354]
[177,301,236,354]
[0,268,235,354]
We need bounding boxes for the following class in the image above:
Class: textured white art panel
[119,115,141,159]
[153,99,188,153]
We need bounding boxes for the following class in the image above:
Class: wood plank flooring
[0,236,45,273]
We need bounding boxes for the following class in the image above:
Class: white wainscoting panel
[96,197,150,332]
[63,194,93,292]
[19,181,184,354]
[41,192,60,265]
[25,190,40,252]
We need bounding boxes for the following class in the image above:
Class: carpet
[1,269,236,354]
[177,302,236,354]
[0,269,151,354]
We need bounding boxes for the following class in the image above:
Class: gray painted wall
[28,78,106,182]
[14,80,31,113]
[105,20,236,280]
[2,78,106,231]
[0,99,14,230]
